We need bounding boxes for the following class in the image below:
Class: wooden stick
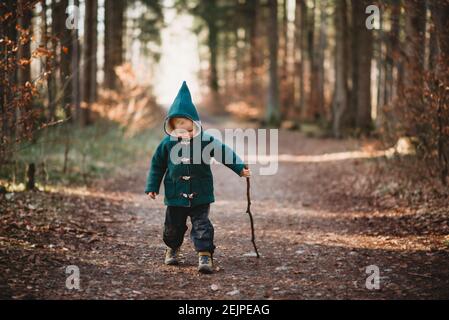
[245,169,260,258]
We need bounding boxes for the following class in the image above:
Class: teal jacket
[144,81,245,207]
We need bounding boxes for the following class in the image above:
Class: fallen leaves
[1,132,449,300]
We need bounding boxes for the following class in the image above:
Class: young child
[145,81,251,274]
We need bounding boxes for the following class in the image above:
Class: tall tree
[429,1,449,75]
[353,0,373,134]
[310,0,326,121]
[82,0,98,126]
[403,0,426,136]
[17,0,33,134]
[104,0,126,90]
[247,0,261,98]
[17,0,32,88]
[403,0,426,94]
[332,0,349,138]
[41,0,56,121]
[384,0,400,106]
[305,0,316,120]
[294,0,307,120]
[375,2,385,130]
[71,0,81,123]
[56,0,72,120]
[0,0,18,146]
[266,0,281,126]
[429,0,449,185]
[280,0,289,111]
[51,0,72,120]
[205,0,220,110]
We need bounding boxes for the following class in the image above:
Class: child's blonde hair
[169,117,188,128]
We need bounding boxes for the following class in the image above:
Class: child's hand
[148,192,158,199]
[240,168,251,178]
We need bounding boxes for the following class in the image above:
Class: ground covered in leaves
[1,119,449,299]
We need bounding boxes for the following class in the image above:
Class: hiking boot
[198,252,213,274]
[164,247,180,265]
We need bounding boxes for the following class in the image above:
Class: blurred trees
[0,0,164,178]
[177,0,448,184]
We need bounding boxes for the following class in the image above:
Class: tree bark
[299,0,308,120]
[280,0,290,112]
[17,0,33,135]
[0,0,18,150]
[384,0,400,106]
[311,0,326,121]
[266,0,281,126]
[72,0,81,123]
[332,0,349,138]
[17,0,32,88]
[248,0,260,99]
[305,0,315,120]
[354,0,373,134]
[429,0,449,75]
[82,0,98,126]
[40,0,56,121]
[104,0,126,90]
[375,6,385,130]
[404,0,426,96]
[208,18,220,109]
[57,0,72,120]
[403,0,426,136]
[294,0,305,120]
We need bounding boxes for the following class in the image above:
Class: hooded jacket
[144,81,245,207]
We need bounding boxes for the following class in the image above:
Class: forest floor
[1,116,449,300]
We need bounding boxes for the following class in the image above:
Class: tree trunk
[26,163,36,191]
[46,0,59,121]
[293,0,305,120]
[305,0,316,120]
[0,0,18,153]
[354,0,373,134]
[404,0,426,93]
[299,0,308,120]
[313,1,326,121]
[248,0,260,99]
[430,1,449,185]
[17,0,33,135]
[347,0,360,129]
[332,0,349,138]
[384,0,400,106]
[208,18,220,111]
[281,0,288,83]
[72,0,81,123]
[403,0,426,136]
[82,0,98,126]
[375,7,385,130]
[56,0,72,121]
[17,0,32,87]
[266,0,281,126]
[40,0,55,122]
[280,0,289,113]
[429,0,449,75]
[104,0,126,90]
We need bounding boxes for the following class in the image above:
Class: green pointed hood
[164,81,202,137]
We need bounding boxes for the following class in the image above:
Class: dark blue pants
[163,203,215,254]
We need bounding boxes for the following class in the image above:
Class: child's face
[171,117,194,138]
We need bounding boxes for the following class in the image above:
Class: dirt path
[1,119,449,299]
